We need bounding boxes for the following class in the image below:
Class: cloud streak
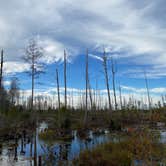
[0,0,166,79]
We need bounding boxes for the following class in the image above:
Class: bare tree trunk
[123,97,126,110]
[98,89,101,110]
[78,90,81,109]
[111,58,117,110]
[95,78,99,111]
[144,71,151,110]
[31,56,35,111]
[0,49,3,90]
[162,95,165,107]
[56,68,60,110]
[72,88,74,109]
[88,77,93,110]
[93,89,96,111]
[64,50,67,109]
[0,50,4,110]
[119,84,123,110]
[84,49,88,125]
[102,50,112,111]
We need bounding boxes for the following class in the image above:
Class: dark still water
[0,122,165,166]
[0,122,111,166]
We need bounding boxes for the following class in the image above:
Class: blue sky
[1,0,166,103]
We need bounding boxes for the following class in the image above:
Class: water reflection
[160,131,166,143]
[0,122,165,166]
[0,123,111,165]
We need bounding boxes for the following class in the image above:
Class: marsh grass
[73,129,166,166]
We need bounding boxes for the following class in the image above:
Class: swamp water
[0,122,166,166]
[0,122,111,166]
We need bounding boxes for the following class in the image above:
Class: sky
[1,0,166,105]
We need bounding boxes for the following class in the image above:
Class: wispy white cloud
[121,85,166,94]
[3,80,10,86]
[3,61,30,74]
[121,67,166,79]
[0,0,166,79]
[38,37,78,64]
[89,54,103,62]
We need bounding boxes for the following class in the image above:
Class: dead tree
[111,57,117,110]
[36,95,42,110]
[144,71,151,110]
[64,50,67,109]
[0,49,4,110]
[102,49,112,111]
[119,84,123,110]
[56,68,61,110]
[23,39,44,111]
[88,77,93,110]
[84,49,89,125]
[95,78,99,110]
[0,49,3,90]
[123,97,127,110]
[71,88,74,109]
[0,50,9,111]
[161,95,165,107]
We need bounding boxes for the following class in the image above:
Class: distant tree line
[0,38,166,113]
[0,50,20,111]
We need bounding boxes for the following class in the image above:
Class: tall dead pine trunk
[56,68,60,110]
[0,49,3,90]
[71,88,74,109]
[119,84,123,110]
[102,50,112,111]
[84,49,88,125]
[144,71,151,110]
[0,49,4,110]
[31,56,35,110]
[88,77,93,110]
[64,50,67,109]
[111,58,117,110]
